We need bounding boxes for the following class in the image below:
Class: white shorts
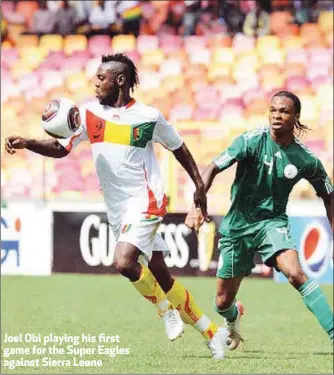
[111,215,169,262]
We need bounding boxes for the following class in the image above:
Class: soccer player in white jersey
[186,91,334,348]
[5,53,228,359]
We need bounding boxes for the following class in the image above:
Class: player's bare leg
[273,249,333,341]
[149,252,228,359]
[113,242,184,341]
[215,277,245,350]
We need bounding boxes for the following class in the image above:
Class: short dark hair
[101,53,139,92]
[272,90,310,136]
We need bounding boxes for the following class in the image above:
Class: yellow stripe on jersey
[104,121,132,146]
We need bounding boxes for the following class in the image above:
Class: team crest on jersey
[132,125,143,141]
[284,164,298,179]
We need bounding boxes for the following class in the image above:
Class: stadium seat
[316,84,333,110]
[140,49,164,66]
[208,64,232,81]
[10,60,33,79]
[1,48,19,66]
[159,35,183,53]
[232,33,255,54]
[257,35,281,51]
[20,47,46,69]
[184,36,208,52]
[169,104,194,122]
[137,35,159,54]
[64,35,88,56]
[151,96,172,118]
[170,88,194,106]
[207,35,232,49]
[195,87,219,107]
[111,34,136,53]
[40,34,64,54]
[15,35,39,50]
[281,36,303,50]
[193,106,219,121]
[66,72,87,93]
[285,62,305,78]
[261,74,285,92]
[17,73,39,92]
[162,74,185,93]
[299,94,319,121]
[160,59,182,77]
[318,11,333,34]
[300,23,325,47]
[259,48,285,66]
[139,71,162,92]
[286,76,310,91]
[212,48,235,65]
[85,57,100,78]
[285,48,307,65]
[188,47,211,66]
[88,35,111,57]
[259,64,282,81]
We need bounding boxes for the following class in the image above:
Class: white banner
[1,207,52,275]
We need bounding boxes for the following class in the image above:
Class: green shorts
[216,221,297,279]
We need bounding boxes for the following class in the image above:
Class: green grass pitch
[1,275,333,374]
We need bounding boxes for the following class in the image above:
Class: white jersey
[58,99,183,229]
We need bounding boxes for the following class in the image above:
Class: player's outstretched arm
[185,162,221,231]
[4,136,69,158]
[173,143,208,220]
[201,162,221,193]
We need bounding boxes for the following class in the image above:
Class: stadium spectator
[87,0,118,35]
[220,0,245,34]
[72,0,93,33]
[116,0,142,37]
[243,1,270,37]
[1,1,26,26]
[54,0,77,35]
[30,0,57,35]
[182,1,202,36]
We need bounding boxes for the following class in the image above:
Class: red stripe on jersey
[86,110,106,144]
[125,99,136,109]
[143,169,167,217]
[65,133,81,152]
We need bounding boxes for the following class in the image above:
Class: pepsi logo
[67,106,81,132]
[299,222,330,278]
[42,99,60,122]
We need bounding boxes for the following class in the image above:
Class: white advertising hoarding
[1,207,52,275]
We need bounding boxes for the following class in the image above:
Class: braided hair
[272,91,311,136]
[101,53,139,93]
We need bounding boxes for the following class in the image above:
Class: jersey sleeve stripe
[65,133,81,152]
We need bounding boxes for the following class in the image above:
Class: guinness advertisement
[52,212,272,277]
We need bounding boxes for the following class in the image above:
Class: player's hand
[185,206,205,232]
[4,136,28,154]
[193,185,209,222]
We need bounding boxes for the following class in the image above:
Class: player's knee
[112,256,133,275]
[215,292,234,311]
[287,267,307,288]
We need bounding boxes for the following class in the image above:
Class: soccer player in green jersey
[186,90,334,349]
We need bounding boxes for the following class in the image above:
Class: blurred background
[1,0,333,214]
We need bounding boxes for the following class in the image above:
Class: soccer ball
[41,97,81,139]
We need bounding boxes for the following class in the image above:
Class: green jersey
[213,126,333,237]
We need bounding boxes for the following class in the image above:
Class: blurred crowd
[2,0,334,44]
